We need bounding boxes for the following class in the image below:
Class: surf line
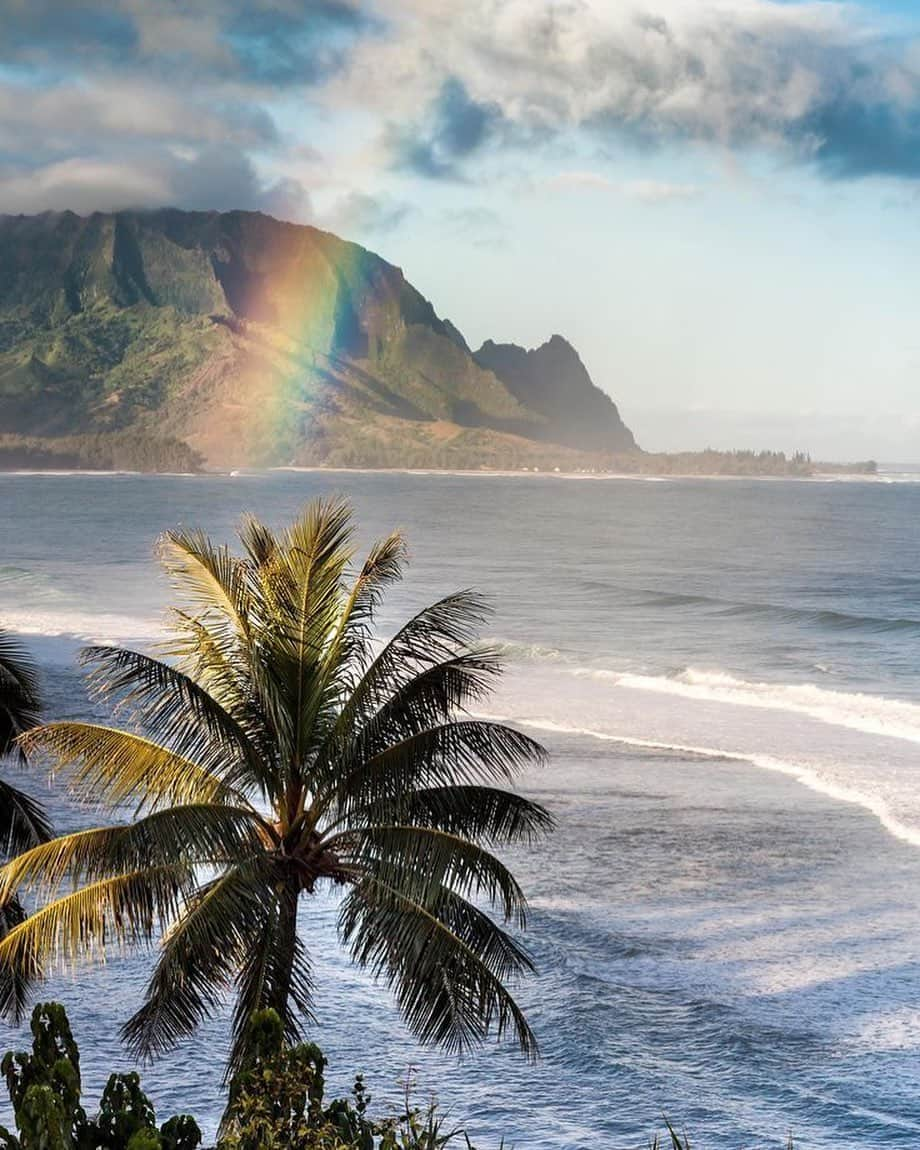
[478,711,920,852]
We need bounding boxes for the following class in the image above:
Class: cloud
[4,0,920,225]
[0,1,372,85]
[335,0,920,183]
[388,77,505,179]
[0,147,309,216]
[547,171,701,203]
[0,77,277,155]
[321,190,411,234]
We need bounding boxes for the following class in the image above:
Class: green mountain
[474,335,637,454]
[0,209,638,470]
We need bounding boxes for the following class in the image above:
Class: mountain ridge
[0,208,638,470]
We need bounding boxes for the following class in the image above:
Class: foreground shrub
[0,1005,494,1150]
[0,1003,201,1150]
[219,1009,480,1150]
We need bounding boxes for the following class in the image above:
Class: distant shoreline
[0,464,894,482]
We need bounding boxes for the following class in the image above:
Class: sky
[2,0,920,459]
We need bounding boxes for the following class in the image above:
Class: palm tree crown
[0,629,52,1019]
[0,498,552,1072]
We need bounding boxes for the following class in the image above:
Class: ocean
[3,468,920,1148]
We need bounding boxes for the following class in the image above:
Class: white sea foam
[486,637,567,663]
[488,712,920,850]
[2,607,164,651]
[574,666,920,746]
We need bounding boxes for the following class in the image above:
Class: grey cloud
[0,79,278,157]
[0,145,309,216]
[0,0,366,220]
[390,77,505,180]
[343,1,920,183]
[0,1,371,86]
[322,191,412,234]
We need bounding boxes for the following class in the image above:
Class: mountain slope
[474,335,637,454]
[0,209,638,469]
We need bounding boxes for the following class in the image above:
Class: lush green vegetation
[0,433,202,473]
[0,210,635,470]
[0,499,553,1075]
[0,1003,800,1149]
[0,1003,513,1150]
[0,1000,201,1150]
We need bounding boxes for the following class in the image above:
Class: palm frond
[352,785,554,846]
[337,721,545,817]
[339,592,495,721]
[81,646,273,797]
[158,529,255,640]
[0,804,270,901]
[341,873,537,1058]
[20,722,252,814]
[0,864,193,985]
[342,825,530,926]
[315,651,504,796]
[301,529,408,772]
[122,857,291,1062]
[0,777,53,855]
[0,629,42,760]
[0,894,37,1023]
[228,878,314,1076]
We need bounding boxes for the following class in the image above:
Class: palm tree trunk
[272,879,301,1031]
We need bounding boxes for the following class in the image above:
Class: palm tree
[0,629,52,1019]
[0,498,553,1073]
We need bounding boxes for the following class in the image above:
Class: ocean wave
[1,608,164,651]
[715,602,920,635]
[486,714,920,851]
[638,585,920,635]
[566,666,920,747]
[486,638,567,663]
[0,565,38,586]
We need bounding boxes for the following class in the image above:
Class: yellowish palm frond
[0,864,193,973]
[19,722,248,812]
[0,804,270,902]
[158,530,254,642]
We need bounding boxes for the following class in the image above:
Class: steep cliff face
[474,335,637,454]
[0,210,638,468]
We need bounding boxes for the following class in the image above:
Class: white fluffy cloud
[337,0,920,180]
[2,0,920,221]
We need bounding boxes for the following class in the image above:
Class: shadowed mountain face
[0,209,638,468]
[474,336,637,454]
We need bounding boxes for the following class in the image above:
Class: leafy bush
[218,1009,480,1150]
[0,1003,201,1150]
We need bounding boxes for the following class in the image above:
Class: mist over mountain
[0,209,637,470]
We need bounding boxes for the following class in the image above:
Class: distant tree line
[0,433,203,473]
[298,438,878,478]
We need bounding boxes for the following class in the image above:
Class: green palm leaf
[122,857,291,1063]
[0,864,194,970]
[340,873,537,1057]
[0,630,42,760]
[0,630,50,1018]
